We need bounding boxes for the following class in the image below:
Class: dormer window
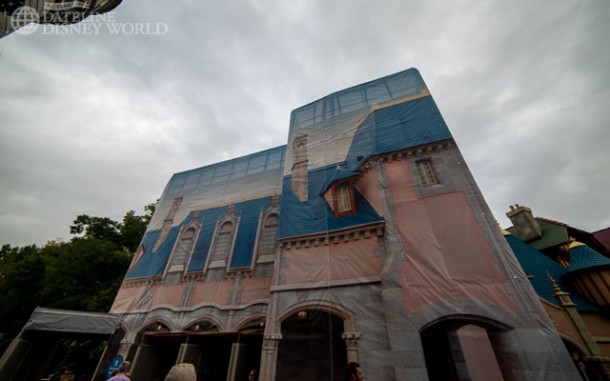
[416,159,438,186]
[324,183,356,217]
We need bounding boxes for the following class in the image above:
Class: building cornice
[358,139,455,176]
[277,221,385,250]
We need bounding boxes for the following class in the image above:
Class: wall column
[342,332,361,363]
[118,339,135,359]
[259,334,281,381]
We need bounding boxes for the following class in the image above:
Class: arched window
[171,227,196,267]
[212,222,233,260]
[258,214,279,256]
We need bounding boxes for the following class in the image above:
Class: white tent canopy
[20,307,119,336]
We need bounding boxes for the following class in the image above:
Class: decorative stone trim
[360,140,454,174]
[121,277,162,288]
[342,332,361,363]
[278,223,384,250]
[263,334,282,350]
[225,269,253,279]
[342,332,361,342]
[182,273,204,282]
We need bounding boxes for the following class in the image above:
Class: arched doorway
[128,317,265,381]
[129,321,180,381]
[420,315,510,381]
[224,317,265,381]
[276,309,347,381]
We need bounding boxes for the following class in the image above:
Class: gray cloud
[1,0,608,246]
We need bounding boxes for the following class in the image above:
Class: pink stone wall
[191,281,231,306]
[241,277,273,304]
[382,160,518,314]
[283,238,382,284]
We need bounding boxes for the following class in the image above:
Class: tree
[70,215,121,243]
[0,204,154,344]
[70,203,154,253]
[119,203,155,253]
[0,244,44,339]
[40,238,130,311]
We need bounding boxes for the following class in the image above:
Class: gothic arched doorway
[276,309,347,381]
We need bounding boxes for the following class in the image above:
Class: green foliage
[119,209,149,253]
[0,244,44,338]
[0,204,154,341]
[40,238,131,311]
[70,215,121,243]
[70,203,154,252]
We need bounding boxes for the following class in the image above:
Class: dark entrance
[129,330,263,381]
[420,316,509,381]
[277,310,347,381]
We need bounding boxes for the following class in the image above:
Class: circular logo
[10,6,40,35]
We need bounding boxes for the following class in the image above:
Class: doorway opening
[277,309,347,381]
[420,315,509,381]
[128,320,263,381]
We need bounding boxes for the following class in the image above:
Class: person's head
[344,362,363,381]
[165,363,196,381]
[119,361,131,373]
[248,369,258,381]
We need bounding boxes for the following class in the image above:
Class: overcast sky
[1,0,608,247]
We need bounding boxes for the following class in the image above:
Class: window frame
[416,159,438,186]
[331,183,356,217]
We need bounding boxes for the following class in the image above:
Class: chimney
[291,135,309,202]
[506,204,542,242]
[153,196,183,251]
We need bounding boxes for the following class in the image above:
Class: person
[164,363,196,381]
[248,369,258,381]
[107,361,131,381]
[344,362,364,381]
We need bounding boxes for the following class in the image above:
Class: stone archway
[276,307,350,381]
[128,320,180,381]
[420,315,511,381]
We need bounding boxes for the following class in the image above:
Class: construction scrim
[13,68,585,381]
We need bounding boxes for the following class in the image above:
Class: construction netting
[109,68,578,380]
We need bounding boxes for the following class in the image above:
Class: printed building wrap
[106,69,581,380]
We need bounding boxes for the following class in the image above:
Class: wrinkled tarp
[20,307,119,336]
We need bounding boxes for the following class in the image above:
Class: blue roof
[566,244,610,274]
[278,164,383,239]
[345,95,452,169]
[126,197,274,278]
[127,227,181,279]
[504,234,597,312]
[321,166,358,193]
